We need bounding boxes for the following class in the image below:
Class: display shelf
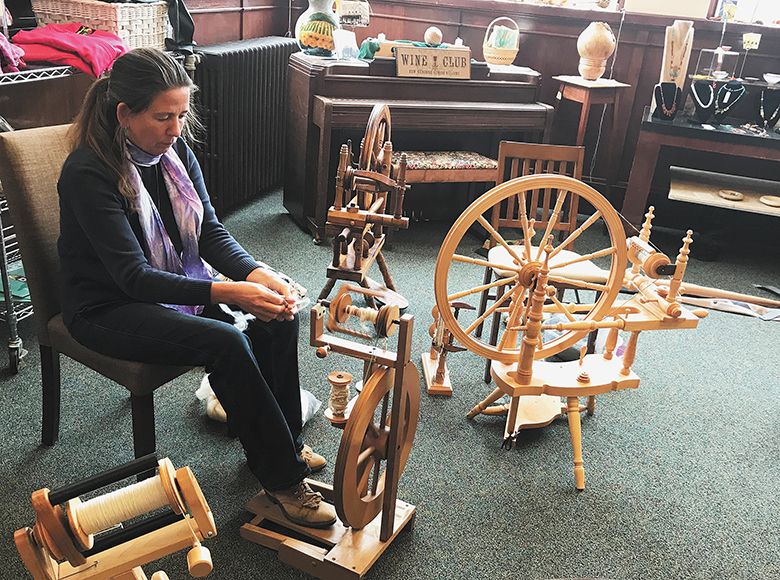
[669,166,780,218]
[0,65,78,86]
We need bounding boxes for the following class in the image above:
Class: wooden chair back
[492,141,585,240]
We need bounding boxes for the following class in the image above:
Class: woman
[58,48,336,528]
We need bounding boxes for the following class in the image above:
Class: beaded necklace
[691,82,715,110]
[714,83,746,116]
[759,90,780,128]
[658,84,679,117]
[668,28,692,82]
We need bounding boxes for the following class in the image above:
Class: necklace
[691,82,715,110]
[715,83,746,116]
[759,90,780,128]
[668,28,691,82]
[658,84,678,117]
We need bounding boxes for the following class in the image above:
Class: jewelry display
[756,89,780,129]
[690,80,715,123]
[713,80,746,123]
[666,23,693,84]
[652,82,682,121]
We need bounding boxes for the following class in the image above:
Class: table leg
[313,105,333,243]
[606,92,623,204]
[575,92,592,147]
[621,131,661,227]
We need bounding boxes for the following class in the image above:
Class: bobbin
[15,454,217,580]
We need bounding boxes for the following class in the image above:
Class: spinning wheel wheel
[334,362,420,529]
[434,174,628,361]
[359,104,392,172]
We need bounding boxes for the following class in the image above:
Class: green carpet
[1,190,778,580]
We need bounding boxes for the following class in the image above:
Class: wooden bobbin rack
[14,454,217,580]
[242,284,420,580]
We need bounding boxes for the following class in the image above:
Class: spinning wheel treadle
[434,174,628,362]
[335,362,420,529]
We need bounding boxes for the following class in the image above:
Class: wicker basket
[483,17,519,66]
[32,0,168,50]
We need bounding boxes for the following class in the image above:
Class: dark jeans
[68,302,310,491]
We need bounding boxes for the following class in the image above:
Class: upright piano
[284,52,554,241]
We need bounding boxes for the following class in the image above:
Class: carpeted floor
[2,190,778,580]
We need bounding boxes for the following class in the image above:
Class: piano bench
[392,150,497,184]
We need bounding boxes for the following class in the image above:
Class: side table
[552,75,631,195]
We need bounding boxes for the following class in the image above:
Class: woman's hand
[246,267,303,314]
[246,267,292,299]
[211,280,293,322]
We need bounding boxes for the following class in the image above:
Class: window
[714,0,780,25]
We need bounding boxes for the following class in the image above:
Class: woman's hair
[70,48,203,204]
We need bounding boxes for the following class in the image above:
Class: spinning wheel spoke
[448,275,516,303]
[547,291,577,322]
[535,190,568,262]
[452,253,521,273]
[549,247,616,271]
[463,282,517,336]
[517,190,533,259]
[434,175,627,362]
[497,285,528,351]
[476,215,527,266]
[548,211,602,259]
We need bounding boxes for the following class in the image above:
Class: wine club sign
[395,46,471,79]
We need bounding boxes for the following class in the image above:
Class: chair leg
[475,267,493,338]
[484,284,506,383]
[131,392,156,459]
[40,345,61,446]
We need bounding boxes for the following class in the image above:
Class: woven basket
[483,17,519,66]
[32,0,168,50]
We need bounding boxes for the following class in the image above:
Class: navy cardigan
[57,139,259,327]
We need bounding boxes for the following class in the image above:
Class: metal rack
[0,194,33,373]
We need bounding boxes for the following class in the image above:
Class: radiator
[194,37,299,215]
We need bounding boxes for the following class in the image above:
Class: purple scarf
[127,140,212,315]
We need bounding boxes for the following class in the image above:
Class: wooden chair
[474,141,605,382]
[0,125,192,458]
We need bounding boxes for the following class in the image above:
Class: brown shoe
[300,444,327,473]
[266,481,337,528]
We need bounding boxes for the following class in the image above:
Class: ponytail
[70,75,135,204]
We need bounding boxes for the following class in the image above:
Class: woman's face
[117,86,190,156]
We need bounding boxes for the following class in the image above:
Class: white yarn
[328,376,350,416]
[75,476,169,536]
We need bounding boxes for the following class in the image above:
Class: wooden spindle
[666,230,693,304]
[631,206,655,274]
[603,326,618,360]
[620,331,640,376]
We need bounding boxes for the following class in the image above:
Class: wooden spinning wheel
[359,104,392,173]
[434,174,628,362]
[243,285,419,578]
[335,363,419,529]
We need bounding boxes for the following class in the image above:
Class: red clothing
[13,23,126,76]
